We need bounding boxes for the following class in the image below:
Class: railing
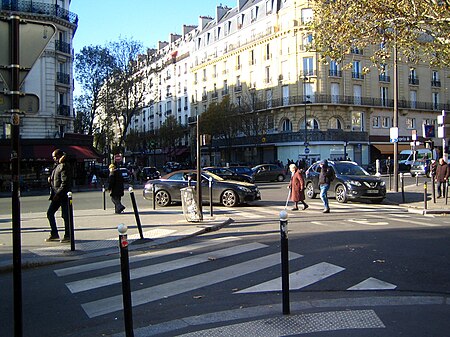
[55,40,71,54]
[431,80,441,87]
[56,72,70,85]
[58,104,70,116]
[329,69,342,77]
[408,77,419,85]
[379,74,391,82]
[0,0,78,25]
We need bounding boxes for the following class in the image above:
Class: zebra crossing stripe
[66,242,269,293]
[347,277,397,290]
[236,262,345,293]
[54,236,241,277]
[81,252,302,318]
[364,214,440,227]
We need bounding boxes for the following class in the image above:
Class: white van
[398,149,432,167]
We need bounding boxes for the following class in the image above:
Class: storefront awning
[372,144,411,155]
[0,144,101,162]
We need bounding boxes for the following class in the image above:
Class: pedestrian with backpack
[319,159,334,213]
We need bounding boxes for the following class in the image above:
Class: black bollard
[128,187,144,240]
[400,173,405,203]
[388,172,392,191]
[209,177,213,217]
[67,192,75,251]
[424,182,427,210]
[432,177,436,203]
[102,184,106,210]
[152,184,156,210]
[279,210,290,315]
[118,224,134,337]
[446,180,449,205]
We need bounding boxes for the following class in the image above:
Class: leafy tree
[74,45,115,135]
[309,0,450,68]
[106,37,148,148]
[159,115,187,160]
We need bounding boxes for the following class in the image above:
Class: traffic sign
[304,147,310,154]
[114,154,123,162]
[0,19,56,90]
[390,127,398,142]
[0,93,39,114]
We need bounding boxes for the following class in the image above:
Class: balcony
[352,72,364,79]
[329,69,342,77]
[234,85,242,92]
[58,104,70,117]
[431,80,441,87]
[0,0,78,25]
[222,89,229,95]
[56,72,70,85]
[408,77,419,85]
[212,92,218,99]
[378,74,391,82]
[55,40,71,54]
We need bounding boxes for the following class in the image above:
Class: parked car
[226,165,254,176]
[252,164,286,182]
[163,161,181,173]
[118,168,131,183]
[203,166,255,183]
[142,166,161,181]
[143,170,261,207]
[410,160,431,177]
[305,160,386,203]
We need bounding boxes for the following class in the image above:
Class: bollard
[67,192,75,251]
[128,187,144,240]
[432,177,436,204]
[424,182,427,210]
[375,159,381,176]
[152,184,156,210]
[279,210,290,315]
[446,180,449,205]
[102,184,106,210]
[388,172,392,191]
[400,173,405,203]
[118,224,134,337]
[209,177,213,217]
[415,174,419,186]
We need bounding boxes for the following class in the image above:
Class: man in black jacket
[319,159,334,213]
[46,149,72,242]
[107,164,126,213]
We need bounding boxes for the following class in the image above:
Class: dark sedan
[203,166,255,183]
[142,166,161,180]
[305,161,386,203]
[252,164,286,182]
[143,170,261,207]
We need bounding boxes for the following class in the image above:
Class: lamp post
[303,76,311,166]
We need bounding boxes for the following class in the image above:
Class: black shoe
[437,195,442,199]
[45,235,60,242]
[291,207,299,211]
[323,208,330,213]
[303,204,309,210]
[60,236,70,243]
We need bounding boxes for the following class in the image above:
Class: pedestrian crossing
[54,236,397,319]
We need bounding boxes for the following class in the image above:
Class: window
[330,117,342,129]
[432,92,440,110]
[406,117,416,129]
[382,116,390,128]
[282,85,289,106]
[282,118,292,132]
[265,66,270,83]
[266,89,272,108]
[251,6,258,22]
[302,34,313,47]
[329,60,341,77]
[265,43,271,60]
[352,111,364,131]
[281,60,289,81]
[301,8,313,24]
[372,116,380,128]
[410,90,417,109]
[409,68,419,85]
[281,37,288,56]
[432,70,441,87]
[331,83,340,103]
[303,57,314,76]
[353,85,362,105]
[352,61,363,79]
[380,87,388,106]
[266,0,273,14]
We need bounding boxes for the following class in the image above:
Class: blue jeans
[320,184,330,210]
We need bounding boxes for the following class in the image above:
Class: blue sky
[70,0,237,53]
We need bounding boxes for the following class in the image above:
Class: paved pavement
[1,178,449,336]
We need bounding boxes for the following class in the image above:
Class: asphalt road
[1,179,450,336]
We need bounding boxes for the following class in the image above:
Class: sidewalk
[0,206,232,272]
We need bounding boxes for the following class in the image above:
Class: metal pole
[10,14,23,337]
[67,192,75,251]
[128,187,144,239]
[393,44,399,192]
[102,184,106,210]
[446,180,448,205]
[279,210,290,315]
[118,224,134,337]
[209,177,213,217]
[196,115,203,220]
[432,175,436,203]
[400,173,405,203]
[424,182,427,210]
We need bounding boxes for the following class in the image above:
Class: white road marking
[348,277,397,290]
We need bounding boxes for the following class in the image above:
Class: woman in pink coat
[288,163,309,211]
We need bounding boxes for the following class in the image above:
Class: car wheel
[221,190,238,207]
[155,190,171,207]
[335,184,348,203]
[277,174,285,182]
[306,182,316,199]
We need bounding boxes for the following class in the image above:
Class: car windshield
[333,162,369,176]
[398,153,410,161]
[202,171,224,181]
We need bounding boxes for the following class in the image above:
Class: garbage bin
[180,187,201,222]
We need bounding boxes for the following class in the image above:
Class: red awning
[0,144,101,162]
[62,145,101,162]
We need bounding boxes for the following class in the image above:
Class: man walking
[319,159,334,213]
[435,157,449,198]
[46,149,72,243]
[107,164,126,213]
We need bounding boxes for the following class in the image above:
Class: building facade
[131,0,449,168]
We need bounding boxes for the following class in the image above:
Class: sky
[70,0,237,54]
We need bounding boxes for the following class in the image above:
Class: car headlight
[144,183,153,190]
[380,181,386,186]
[237,186,252,193]
[346,180,362,187]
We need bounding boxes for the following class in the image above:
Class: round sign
[114,154,122,162]
[304,147,310,154]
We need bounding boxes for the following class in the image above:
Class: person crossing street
[288,163,309,211]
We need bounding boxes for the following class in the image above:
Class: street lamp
[303,76,312,166]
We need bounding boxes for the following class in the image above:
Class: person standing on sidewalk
[288,163,309,211]
[46,149,72,243]
[107,164,126,213]
[319,159,334,213]
[435,157,450,198]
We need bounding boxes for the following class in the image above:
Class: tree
[106,37,147,148]
[309,0,450,68]
[74,45,115,135]
[159,115,186,160]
